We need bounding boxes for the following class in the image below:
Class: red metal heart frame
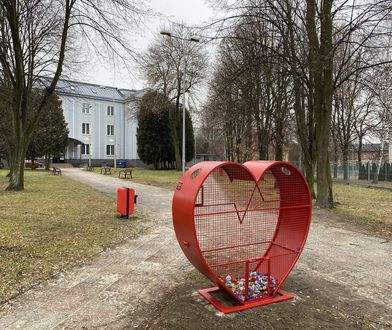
[172,161,312,309]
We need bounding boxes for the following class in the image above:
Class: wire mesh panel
[172,161,312,305]
[194,165,281,300]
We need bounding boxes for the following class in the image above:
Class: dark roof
[54,79,148,102]
[37,78,147,102]
[360,143,389,152]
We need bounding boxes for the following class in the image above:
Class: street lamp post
[160,30,199,173]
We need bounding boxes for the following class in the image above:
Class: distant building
[55,79,146,166]
[359,143,389,162]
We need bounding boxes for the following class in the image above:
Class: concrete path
[0,169,391,329]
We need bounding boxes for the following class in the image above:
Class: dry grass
[94,167,182,190]
[333,183,392,236]
[103,167,392,236]
[0,169,148,303]
[93,165,392,235]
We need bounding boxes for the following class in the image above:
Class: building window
[81,144,90,155]
[106,144,115,156]
[82,103,91,114]
[107,125,114,136]
[82,123,90,134]
[107,106,114,116]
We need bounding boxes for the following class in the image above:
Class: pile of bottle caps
[221,271,278,300]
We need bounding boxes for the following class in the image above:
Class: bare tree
[371,65,392,183]
[202,12,294,164]
[332,53,362,180]
[353,90,379,163]
[203,0,392,207]
[141,23,207,169]
[0,0,146,190]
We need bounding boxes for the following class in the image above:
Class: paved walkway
[0,169,391,329]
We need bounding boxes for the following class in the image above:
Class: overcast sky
[73,0,215,90]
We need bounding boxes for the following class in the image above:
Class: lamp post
[160,30,199,173]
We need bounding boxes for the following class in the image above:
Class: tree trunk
[342,147,349,181]
[275,144,283,161]
[235,134,241,162]
[314,75,334,207]
[333,138,338,179]
[357,135,364,180]
[274,91,285,161]
[373,160,380,184]
[308,0,334,208]
[275,121,284,161]
[168,107,181,170]
[315,99,334,207]
[304,160,316,199]
[45,154,50,171]
[357,136,363,163]
[7,142,27,191]
[258,130,269,160]
[316,149,334,207]
[31,155,36,170]
[373,134,385,184]
[293,81,316,198]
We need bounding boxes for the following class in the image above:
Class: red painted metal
[117,187,135,218]
[198,287,295,314]
[172,161,312,313]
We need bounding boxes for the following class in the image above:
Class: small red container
[117,187,135,218]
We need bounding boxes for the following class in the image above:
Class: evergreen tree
[137,91,175,169]
[27,94,69,170]
[137,91,195,169]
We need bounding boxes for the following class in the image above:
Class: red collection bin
[172,161,312,313]
[117,187,136,218]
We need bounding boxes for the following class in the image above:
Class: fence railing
[290,160,392,184]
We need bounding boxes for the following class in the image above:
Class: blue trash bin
[118,159,127,168]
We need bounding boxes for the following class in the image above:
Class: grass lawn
[94,167,182,190]
[94,167,392,236]
[0,169,148,303]
[333,183,392,237]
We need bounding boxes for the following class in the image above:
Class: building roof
[360,143,389,152]
[54,79,147,102]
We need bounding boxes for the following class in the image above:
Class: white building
[55,79,146,166]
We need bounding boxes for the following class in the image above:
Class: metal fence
[291,160,392,186]
[331,161,392,183]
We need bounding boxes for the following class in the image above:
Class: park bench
[100,166,112,175]
[118,168,133,179]
[52,167,62,175]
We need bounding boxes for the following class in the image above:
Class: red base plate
[198,287,294,314]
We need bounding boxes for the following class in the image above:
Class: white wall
[59,95,139,161]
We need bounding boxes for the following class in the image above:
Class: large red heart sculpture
[172,161,312,313]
